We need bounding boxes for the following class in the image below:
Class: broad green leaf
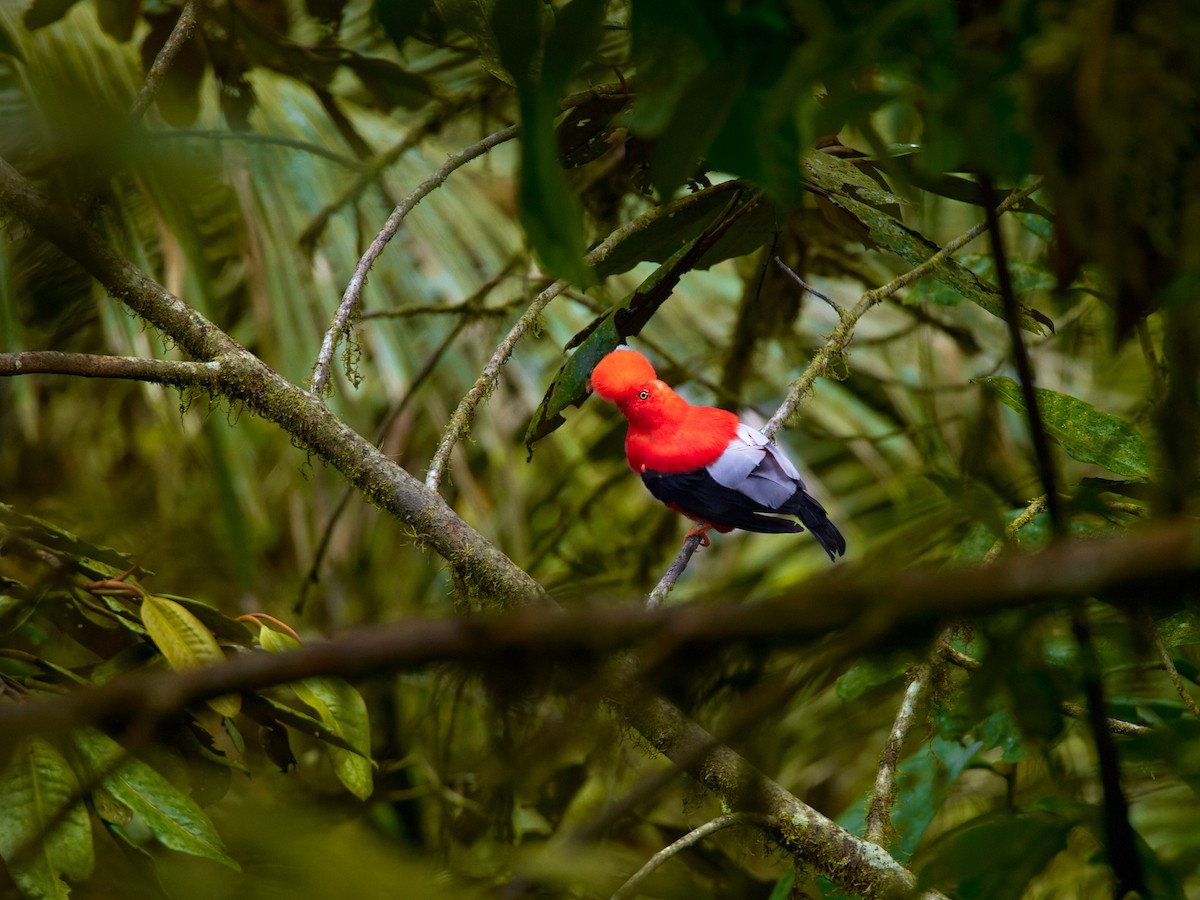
[70,729,240,871]
[916,812,1074,898]
[972,709,1027,764]
[979,376,1151,478]
[95,0,138,41]
[258,628,374,799]
[0,576,37,635]
[647,55,748,200]
[290,679,374,800]
[140,595,241,717]
[0,738,94,900]
[1157,609,1200,648]
[155,593,254,644]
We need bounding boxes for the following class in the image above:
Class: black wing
[641,467,846,559]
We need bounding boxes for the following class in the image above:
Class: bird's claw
[684,524,714,548]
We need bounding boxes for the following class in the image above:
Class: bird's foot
[684,524,714,547]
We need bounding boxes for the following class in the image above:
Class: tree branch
[647,535,704,608]
[0,154,545,609]
[865,665,929,846]
[128,0,199,123]
[610,813,766,899]
[1152,627,1200,718]
[0,154,921,897]
[0,351,220,387]
[3,519,1196,738]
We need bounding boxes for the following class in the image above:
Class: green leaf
[0,739,95,900]
[292,677,374,799]
[917,812,1074,898]
[70,729,240,871]
[258,628,374,799]
[979,376,1152,478]
[140,595,241,717]
[95,0,138,42]
[23,0,84,30]
[591,183,772,279]
[245,695,372,759]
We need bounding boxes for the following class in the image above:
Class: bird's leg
[684,523,714,547]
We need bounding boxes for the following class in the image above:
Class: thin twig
[1060,703,1151,736]
[939,644,982,670]
[1152,629,1200,718]
[647,535,704,608]
[310,123,520,396]
[128,0,200,123]
[424,180,746,492]
[0,351,221,387]
[865,665,929,846]
[982,495,1049,563]
[762,178,1044,441]
[610,813,766,900]
[773,257,845,317]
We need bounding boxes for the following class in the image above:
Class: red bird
[590,348,846,560]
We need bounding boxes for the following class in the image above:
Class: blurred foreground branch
[3,518,1195,740]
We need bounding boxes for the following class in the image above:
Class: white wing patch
[705,424,803,509]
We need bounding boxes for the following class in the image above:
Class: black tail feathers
[792,492,846,561]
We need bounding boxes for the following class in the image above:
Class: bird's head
[590,349,686,430]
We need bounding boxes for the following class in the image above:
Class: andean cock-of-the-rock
[589,348,846,561]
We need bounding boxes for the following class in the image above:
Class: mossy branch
[0,154,923,897]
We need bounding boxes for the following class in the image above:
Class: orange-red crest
[590,348,657,403]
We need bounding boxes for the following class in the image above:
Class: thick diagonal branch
[0,155,921,898]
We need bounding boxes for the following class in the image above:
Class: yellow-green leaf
[0,738,94,900]
[140,595,240,716]
[258,626,374,799]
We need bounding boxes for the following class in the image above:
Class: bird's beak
[584,376,593,395]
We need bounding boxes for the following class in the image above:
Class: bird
[589,348,846,560]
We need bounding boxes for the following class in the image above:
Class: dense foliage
[1,0,1198,897]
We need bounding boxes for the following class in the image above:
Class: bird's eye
[638,389,649,400]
